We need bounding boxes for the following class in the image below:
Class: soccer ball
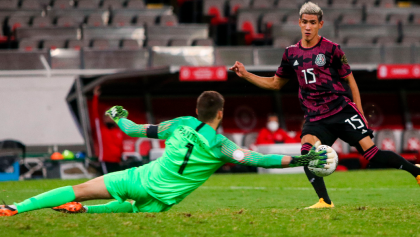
[308,145,338,177]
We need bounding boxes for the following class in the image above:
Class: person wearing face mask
[92,85,124,174]
[255,114,295,145]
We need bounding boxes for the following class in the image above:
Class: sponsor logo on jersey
[315,53,326,66]
[293,60,299,66]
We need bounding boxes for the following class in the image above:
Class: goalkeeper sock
[364,146,420,177]
[86,201,134,213]
[301,143,332,205]
[14,186,75,213]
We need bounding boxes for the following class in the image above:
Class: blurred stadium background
[1,0,420,181]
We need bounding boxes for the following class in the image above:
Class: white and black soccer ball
[308,145,338,177]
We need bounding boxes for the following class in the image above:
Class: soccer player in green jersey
[0,91,333,216]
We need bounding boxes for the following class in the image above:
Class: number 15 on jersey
[302,68,316,84]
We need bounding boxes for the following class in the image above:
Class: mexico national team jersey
[138,116,228,206]
[276,37,353,122]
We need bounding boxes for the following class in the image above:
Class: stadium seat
[8,16,30,31]
[400,37,420,45]
[275,0,301,8]
[388,14,410,25]
[56,16,78,27]
[32,16,52,28]
[261,12,286,33]
[251,0,275,9]
[112,14,133,26]
[324,37,344,45]
[331,0,354,8]
[87,14,108,27]
[159,15,178,26]
[365,13,387,24]
[121,39,142,49]
[19,39,39,51]
[228,0,251,15]
[237,12,264,44]
[102,0,123,9]
[68,39,88,50]
[21,0,44,9]
[135,15,157,26]
[203,0,228,25]
[92,39,120,49]
[346,37,374,46]
[53,0,73,9]
[146,39,168,47]
[341,13,363,24]
[0,0,18,9]
[402,130,420,153]
[379,0,395,8]
[313,0,329,8]
[273,37,294,48]
[77,0,97,9]
[126,0,145,9]
[322,12,342,24]
[375,36,397,46]
[193,38,214,46]
[43,39,66,49]
[355,0,377,7]
[376,129,397,152]
[285,14,300,25]
[169,39,191,46]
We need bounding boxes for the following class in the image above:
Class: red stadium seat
[43,39,66,50]
[112,14,133,26]
[203,0,228,25]
[32,16,52,28]
[135,15,157,26]
[229,0,251,15]
[261,12,286,33]
[341,13,363,25]
[57,16,78,27]
[19,39,39,51]
[87,13,108,27]
[68,39,88,50]
[237,12,265,44]
[53,0,73,9]
[8,16,30,31]
[388,14,409,25]
[379,0,395,8]
[159,15,178,26]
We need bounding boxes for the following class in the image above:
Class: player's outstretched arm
[106,106,180,139]
[229,61,289,91]
[220,139,333,169]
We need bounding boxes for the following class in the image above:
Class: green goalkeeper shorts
[104,167,172,213]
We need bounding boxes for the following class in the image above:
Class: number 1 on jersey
[302,68,316,84]
[178,143,194,175]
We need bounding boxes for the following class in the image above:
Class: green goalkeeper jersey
[138,116,228,205]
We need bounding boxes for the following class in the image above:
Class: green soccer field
[1,169,420,237]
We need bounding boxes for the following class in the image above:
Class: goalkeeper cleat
[304,198,334,209]
[0,205,18,216]
[52,202,86,214]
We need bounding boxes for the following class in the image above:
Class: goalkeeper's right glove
[289,141,334,168]
[105,106,128,124]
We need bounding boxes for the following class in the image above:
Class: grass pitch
[1,169,420,237]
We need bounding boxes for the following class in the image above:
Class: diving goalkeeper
[0,91,333,216]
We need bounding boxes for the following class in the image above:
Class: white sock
[8,205,17,210]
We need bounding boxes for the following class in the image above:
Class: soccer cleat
[304,198,334,209]
[52,202,86,214]
[0,205,18,216]
[415,164,420,186]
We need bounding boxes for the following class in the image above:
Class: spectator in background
[255,114,296,145]
[92,86,124,174]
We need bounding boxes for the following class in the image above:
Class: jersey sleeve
[275,49,295,79]
[333,45,352,78]
[116,117,183,140]
[218,136,285,168]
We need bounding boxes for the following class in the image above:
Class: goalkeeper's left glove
[105,106,128,124]
[289,141,334,168]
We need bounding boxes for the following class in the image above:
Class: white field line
[199,186,418,191]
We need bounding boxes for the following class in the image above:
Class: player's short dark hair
[197,91,225,123]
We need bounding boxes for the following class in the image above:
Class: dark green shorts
[103,167,172,213]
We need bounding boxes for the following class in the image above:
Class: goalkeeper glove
[289,141,334,168]
[105,106,128,124]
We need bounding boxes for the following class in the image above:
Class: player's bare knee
[301,135,319,145]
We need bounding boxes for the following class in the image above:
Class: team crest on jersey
[315,53,326,66]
